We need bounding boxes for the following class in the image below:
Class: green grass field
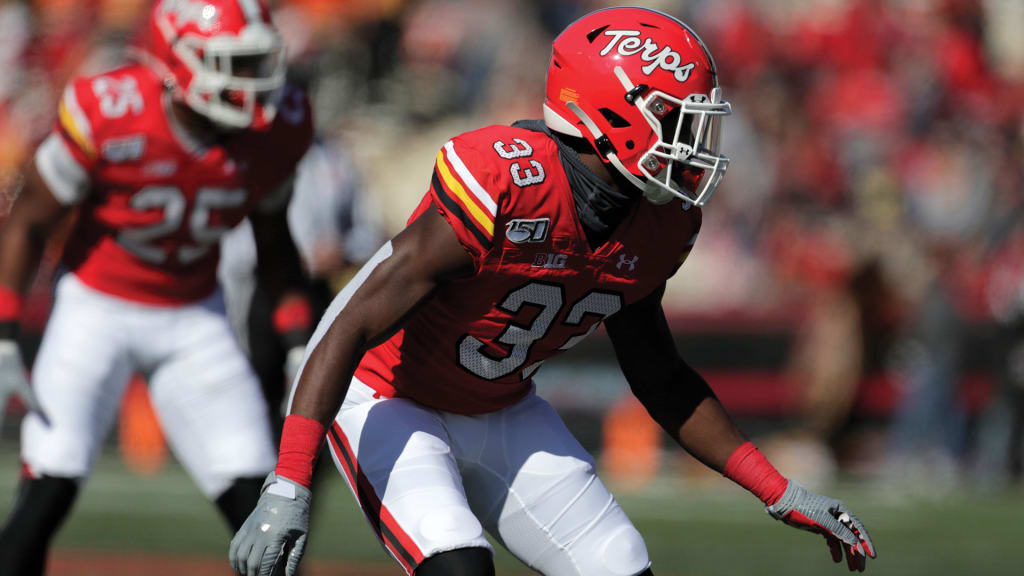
[2,444,1022,576]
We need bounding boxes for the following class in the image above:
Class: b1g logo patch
[532,252,567,269]
[101,135,146,163]
[506,218,550,244]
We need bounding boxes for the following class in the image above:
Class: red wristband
[723,441,788,506]
[0,286,22,322]
[275,414,326,489]
[272,298,312,335]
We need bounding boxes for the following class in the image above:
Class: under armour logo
[617,254,639,272]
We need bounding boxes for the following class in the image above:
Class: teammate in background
[0,2,312,574]
[231,8,875,576]
[219,136,381,425]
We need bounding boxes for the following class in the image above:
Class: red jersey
[35,63,312,305]
[355,124,701,414]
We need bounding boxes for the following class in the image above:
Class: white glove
[0,340,49,429]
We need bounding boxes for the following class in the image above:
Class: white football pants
[20,273,276,498]
[327,378,652,576]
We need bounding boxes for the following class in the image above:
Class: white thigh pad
[450,393,650,576]
[418,507,486,549]
[599,525,651,576]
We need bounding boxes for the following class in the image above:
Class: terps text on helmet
[599,30,695,83]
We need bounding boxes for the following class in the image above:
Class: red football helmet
[544,8,731,206]
[145,0,285,130]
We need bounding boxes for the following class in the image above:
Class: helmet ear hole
[586,25,610,43]
[599,108,631,128]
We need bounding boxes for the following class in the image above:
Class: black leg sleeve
[215,476,265,532]
[0,476,80,576]
[415,547,495,576]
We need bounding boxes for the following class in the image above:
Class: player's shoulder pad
[455,123,561,171]
[430,124,562,254]
[429,126,518,253]
[460,123,561,195]
[57,64,161,162]
[434,123,558,210]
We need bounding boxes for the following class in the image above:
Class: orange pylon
[602,394,660,489]
[118,376,167,476]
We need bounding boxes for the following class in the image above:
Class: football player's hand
[767,482,876,572]
[0,339,49,429]
[229,472,311,576]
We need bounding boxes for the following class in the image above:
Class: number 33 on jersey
[35,63,312,304]
[354,124,701,415]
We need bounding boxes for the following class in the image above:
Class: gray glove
[0,339,48,430]
[767,482,876,572]
[229,472,311,576]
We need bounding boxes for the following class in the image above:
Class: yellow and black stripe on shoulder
[430,143,499,251]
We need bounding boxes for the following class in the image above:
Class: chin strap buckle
[624,83,648,104]
[594,134,616,156]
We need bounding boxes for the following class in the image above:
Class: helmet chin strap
[640,181,678,205]
[565,101,645,188]
[610,67,679,205]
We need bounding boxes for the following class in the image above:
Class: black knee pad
[215,476,265,531]
[0,475,80,576]
[415,547,494,576]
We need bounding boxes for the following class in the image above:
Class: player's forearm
[632,368,786,503]
[1,164,72,297]
[0,217,50,341]
[255,241,307,305]
[288,319,367,426]
[274,311,369,489]
[654,365,788,505]
[250,206,309,299]
[251,210,314,350]
[629,360,745,473]
[275,239,439,488]
[673,394,747,473]
[0,216,49,295]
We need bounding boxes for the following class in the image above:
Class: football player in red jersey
[230,7,876,576]
[0,1,313,574]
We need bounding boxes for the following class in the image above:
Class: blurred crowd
[4,0,1019,311]
[2,0,1024,486]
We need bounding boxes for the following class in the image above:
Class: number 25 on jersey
[116,186,247,265]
